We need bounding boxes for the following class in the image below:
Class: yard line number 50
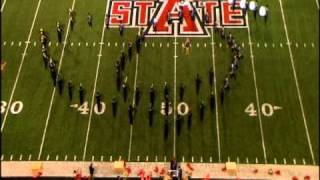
[1,101,23,114]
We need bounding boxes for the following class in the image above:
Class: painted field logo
[107,0,246,37]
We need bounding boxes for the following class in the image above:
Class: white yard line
[1,0,7,12]
[246,14,267,164]
[210,29,221,163]
[128,28,141,161]
[37,0,76,160]
[173,35,177,158]
[316,0,319,9]
[1,0,43,132]
[82,1,109,161]
[278,0,315,165]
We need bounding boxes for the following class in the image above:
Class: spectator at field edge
[89,163,94,179]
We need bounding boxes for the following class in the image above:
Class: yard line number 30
[1,101,23,114]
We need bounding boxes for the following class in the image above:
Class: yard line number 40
[245,102,282,117]
[1,101,23,114]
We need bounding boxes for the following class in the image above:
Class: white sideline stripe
[128,28,141,161]
[210,28,221,163]
[278,0,315,165]
[246,14,267,164]
[1,0,43,132]
[316,0,319,9]
[82,0,109,161]
[173,35,177,158]
[38,0,76,160]
[1,0,7,12]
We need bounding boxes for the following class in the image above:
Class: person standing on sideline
[57,22,63,43]
[184,38,191,55]
[87,13,93,28]
[89,163,94,180]
[68,80,73,101]
[119,21,124,37]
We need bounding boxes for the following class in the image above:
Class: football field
[1,0,319,166]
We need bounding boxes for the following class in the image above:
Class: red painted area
[135,1,154,25]
[204,1,219,25]
[110,1,132,25]
[222,1,244,26]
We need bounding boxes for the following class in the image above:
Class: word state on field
[107,0,246,37]
[245,102,283,117]
[71,101,190,116]
[1,100,23,115]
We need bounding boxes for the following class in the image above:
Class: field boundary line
[1,0,7,12]
[210,29,221,162]
[316,0,319,9]
[82,0,110,161]
[128,28,141,161]
[37,0,76,160]
[1,0,43,132]
[278,0,315,165]
[246,14,267,163]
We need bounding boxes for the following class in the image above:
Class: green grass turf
[1,0,318,165]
